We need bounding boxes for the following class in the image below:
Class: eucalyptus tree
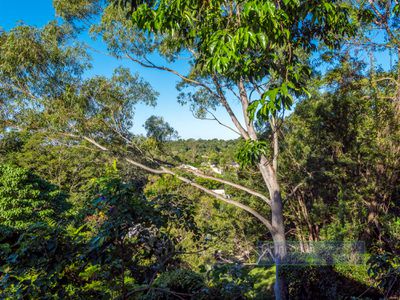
[0,22,157,144]
[144,115,178,142]
[0,2,355,298]
[0,24,194,298]
[50,1,356,298]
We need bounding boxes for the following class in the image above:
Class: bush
[143,269,208,299]
[282,265,382,299]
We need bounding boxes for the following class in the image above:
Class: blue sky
[1,1,393,139]
[0,0,243,140]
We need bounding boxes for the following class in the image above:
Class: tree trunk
[271,188,288,300]
[396,47,400,113]
[259,157,288,300]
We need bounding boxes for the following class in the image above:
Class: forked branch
[180,167,271,206]
[78,135,274,233]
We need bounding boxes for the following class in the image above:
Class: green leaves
[394,4,400,16]
[53,0,101,23]
[129,0,353,82]
[0,22,158,143]
[236,140,269,167]
[144,115,178,142]
[0,164,68,233]
[248,82,300,122]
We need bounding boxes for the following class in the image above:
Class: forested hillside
[1,0,400,299]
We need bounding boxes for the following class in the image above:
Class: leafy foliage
[0,164,68,235]
[236,140,269,167]
[368,253,400,298]
[1,1,400,299]
[144,115,178,142]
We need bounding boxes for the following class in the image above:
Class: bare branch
[271,116,279,172]
[238,78,258,140]
[82,136,108,151]
[124,53,219,98]
[192,109,241,136]
[181,167,271,206]
[286,182,305,200]
[172,170,274,232]
[212,76,250,139]
[373,77,400,86]
[78,135,274,233]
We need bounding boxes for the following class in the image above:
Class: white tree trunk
[259,158,288,300]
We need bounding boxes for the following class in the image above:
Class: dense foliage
[1,0,399,299]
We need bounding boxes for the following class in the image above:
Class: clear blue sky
[0,1,393,139]
[0,0,242,140]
